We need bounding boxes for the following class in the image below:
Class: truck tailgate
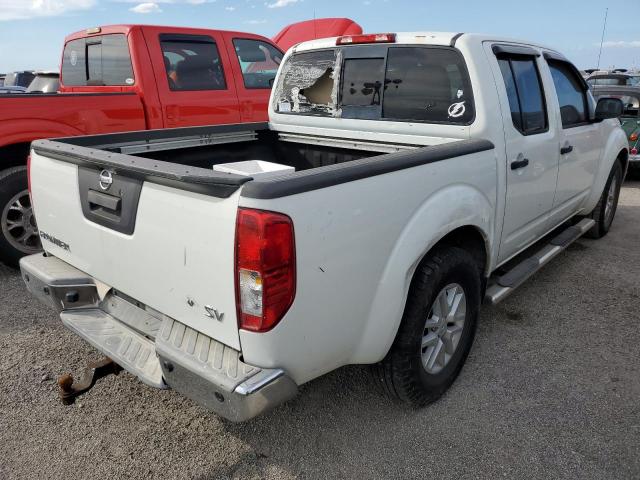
[29,149,243,350]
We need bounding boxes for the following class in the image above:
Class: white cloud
[0,0,96,21]
[267,0,297,8]
[130,2,162,12]
[225,5,234,10]
[600,40,640,48]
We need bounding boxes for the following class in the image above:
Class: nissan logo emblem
[99,170,113,191]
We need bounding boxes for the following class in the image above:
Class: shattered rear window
[273,49,340,116]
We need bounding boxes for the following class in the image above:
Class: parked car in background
[0,85,27,94]
[3,71,36,88]
[0,20,351,266]
[593,85,640,176]
[21,31,628,421]
[26,71,60,93]
[587,72,640,87]
[0,75,5,87]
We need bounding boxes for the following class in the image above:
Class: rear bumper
[629,154,640,164]
[19,253,297,422]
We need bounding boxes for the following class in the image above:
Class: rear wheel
[586,159,622,239]
[373,247,481,406]
[0,167,41,267]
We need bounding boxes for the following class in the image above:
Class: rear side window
[383,47,474,124]
[62,34,134,86]
[233,39,283,89]
[160,34,226,91]
[497,57,548,134]
[549,62,588,127]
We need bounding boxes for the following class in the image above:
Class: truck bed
[32,122,493,199]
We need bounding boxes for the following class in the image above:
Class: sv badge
[204,305,224,321]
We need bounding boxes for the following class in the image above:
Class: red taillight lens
[630,132,639,142]
[336,33,396,45]
[235,208,295,332]
[27,155,32,194]
[632,147,638,155]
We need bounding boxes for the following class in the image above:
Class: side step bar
[484,218,595,305]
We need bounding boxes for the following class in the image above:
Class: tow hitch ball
[57,357,122,405]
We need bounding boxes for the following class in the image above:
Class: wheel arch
[350,183,495,365]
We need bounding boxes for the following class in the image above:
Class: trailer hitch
[57,357,122,405]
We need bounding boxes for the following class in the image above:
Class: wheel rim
[1,189,41,254]
[604,175,618,227]
[421,283,467,375]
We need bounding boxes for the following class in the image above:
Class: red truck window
[62,34,134,86]
[159,34,226,91]
[232,39,283,89]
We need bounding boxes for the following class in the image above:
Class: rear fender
[350,184,494,364]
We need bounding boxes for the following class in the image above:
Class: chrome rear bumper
[19,253,297,422]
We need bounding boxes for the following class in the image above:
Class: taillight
[27,155,32,194]
[630,132,638,142]
[336,33,396,45]
[632,147,638,155]
[235,208,295,332]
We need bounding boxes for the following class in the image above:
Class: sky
[0,0,638,72]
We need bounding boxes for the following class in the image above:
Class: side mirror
[595,97,623,121]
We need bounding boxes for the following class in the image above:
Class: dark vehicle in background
[3,71,36,88]
[26,72,60,93]
[593,85,640,177]
[587,72,640,87]
[0,86,27,94]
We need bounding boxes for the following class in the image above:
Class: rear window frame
[274,44,476,126]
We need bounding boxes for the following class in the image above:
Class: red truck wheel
[0,167,41,267]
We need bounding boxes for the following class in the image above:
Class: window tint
[383,47,474,124]
[160,35,226,91]
[274,49,337,116]
[62,34,134,86]
[233,39,282,89]
[549,62,587,127]
[497,56,547,134]
[341,58,385,106]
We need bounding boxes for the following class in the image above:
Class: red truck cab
[59,25,283,126]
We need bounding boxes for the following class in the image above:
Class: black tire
[373,246,481,406]
[0,166,41,267]
[585,159,623,239]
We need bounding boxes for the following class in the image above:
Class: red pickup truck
[0,24,289,265]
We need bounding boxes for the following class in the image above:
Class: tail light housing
[27,155,32,194]
[630,132,638,142]
[336,33,396,45]
[632,147,638,155]
[235,208,295,332]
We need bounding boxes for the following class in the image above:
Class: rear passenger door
[146,30,241,128]
[545,57,602,221]
[488,45,561,263]
[222,34,283,122]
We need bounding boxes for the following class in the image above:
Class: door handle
[511,158,529,170]
[560,145,573,155]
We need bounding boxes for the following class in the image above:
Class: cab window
[233,39,283,89]
[497,56,548,135]
[160,34,226,91]
[548,61,588,127]
[62,34,134,86]
[382,47,474,124]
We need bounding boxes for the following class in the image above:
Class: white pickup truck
[20,32,628,421]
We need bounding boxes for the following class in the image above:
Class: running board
[484,218,595,305]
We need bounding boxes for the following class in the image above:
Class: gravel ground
[1,182,639,480]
